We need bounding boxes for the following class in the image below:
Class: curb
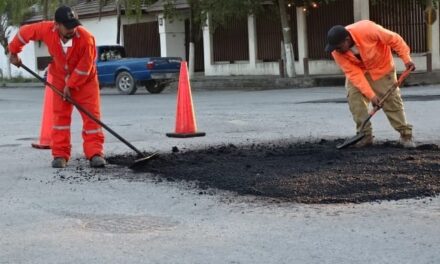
[1,82,43,88]
[2,71,440,91]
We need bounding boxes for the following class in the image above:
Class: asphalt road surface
[1,85,440,263]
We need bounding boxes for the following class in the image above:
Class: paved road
[1,85,440,264]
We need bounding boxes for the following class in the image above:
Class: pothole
[107,139,440,204]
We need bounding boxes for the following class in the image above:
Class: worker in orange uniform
[9,5,106,168]
[325,20,416,148]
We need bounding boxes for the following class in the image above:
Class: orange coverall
[331,20,411,100]
[9,21,104,161]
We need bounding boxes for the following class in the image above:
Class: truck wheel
[145,80,166,94]
[116,71,137,95]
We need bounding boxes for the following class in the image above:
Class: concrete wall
[82,16,119,45]
[0,14,160,79]
[158,13,187,58]
[33,16,120,50]
[0,27,38,78]
[201,1,440,76]
[202,13,287,76]
[2,0,439,78]
[31,16,120,76]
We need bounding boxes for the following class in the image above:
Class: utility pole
[278,0,296,78]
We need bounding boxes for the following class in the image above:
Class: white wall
[33,16,120,54]
[30,16,119,76]
[81,16,118,45]
[3,1,439,79]
[1,16,120,79]
[158,14,186,58]
[0,27,38,78]
[201,1,440,77]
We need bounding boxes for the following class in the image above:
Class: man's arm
[8,22,48,67]
[332,52,382,106]
[332,52,374,98]
[374,23,415,71]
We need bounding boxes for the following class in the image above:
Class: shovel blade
[129,152,158,169]
[336,133,366,149]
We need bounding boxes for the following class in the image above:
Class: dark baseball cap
[55,6,81,29]
[325,25,349,53]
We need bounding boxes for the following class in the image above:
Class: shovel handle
[359,68,412,131]
[369,68,412,113]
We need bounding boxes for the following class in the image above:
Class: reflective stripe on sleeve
[17,32,27,45]
[74,69,89,76]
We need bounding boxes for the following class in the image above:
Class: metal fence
[306,0,354,59]
[256,7,299,62]
[370,0,427,53]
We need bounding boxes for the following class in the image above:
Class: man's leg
[51,90,74,167]
[369,70,413,137]
[346,79,374,147]
[346,79,373,136]
[71,80,105,165]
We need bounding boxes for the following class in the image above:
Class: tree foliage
[0,0,38,55]
[159,0,266,29]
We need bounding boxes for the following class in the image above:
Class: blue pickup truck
[96,45,181,95]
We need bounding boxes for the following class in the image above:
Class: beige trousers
[346,69,413,137]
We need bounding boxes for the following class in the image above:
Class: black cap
[55,6,81,29]
[325,25,349,53]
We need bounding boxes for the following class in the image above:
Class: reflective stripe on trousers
[83,128,102,134]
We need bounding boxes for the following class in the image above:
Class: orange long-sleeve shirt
[8,21,97,91]
[331,20,412,99]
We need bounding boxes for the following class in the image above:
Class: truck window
[99,47,126,61]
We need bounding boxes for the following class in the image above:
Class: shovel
[20,63,156,168]
[336,68,412,149]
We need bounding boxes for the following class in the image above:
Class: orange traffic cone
[31,72,53,149]
[166,61,205,138]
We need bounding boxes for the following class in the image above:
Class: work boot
[90,155,106,168]
[353,134,374,148]
[52,157,67,168]
[399,134,416,149]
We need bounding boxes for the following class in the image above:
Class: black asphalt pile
[107,139,440,204]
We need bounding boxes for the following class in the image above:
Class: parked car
[96,45,181,95]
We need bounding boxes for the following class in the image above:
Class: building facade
[1,0,439,78]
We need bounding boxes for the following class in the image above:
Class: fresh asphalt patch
[105,139,440,204]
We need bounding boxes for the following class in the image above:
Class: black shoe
[52,157,67,168]
[90,155,106,168]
